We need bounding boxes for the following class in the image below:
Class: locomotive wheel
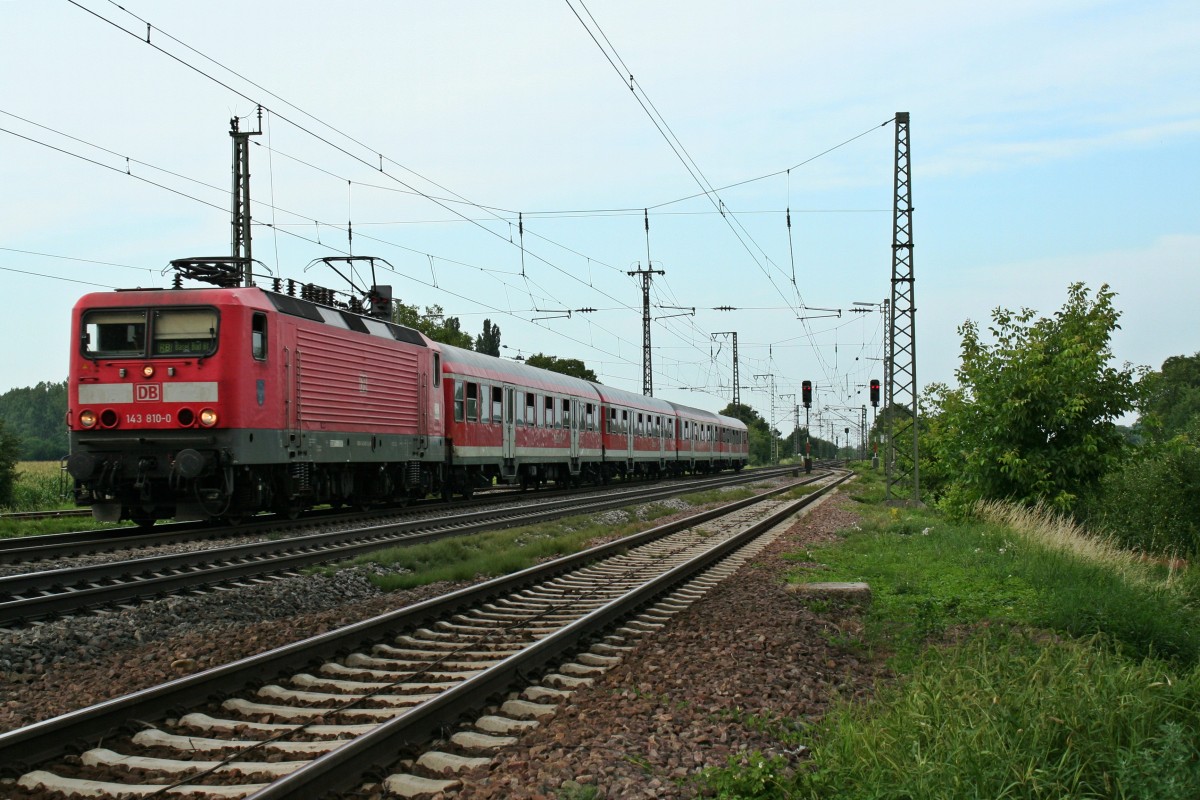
[129,509,156,529]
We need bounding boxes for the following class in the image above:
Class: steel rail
[0,468,818,626]
[0,467,789,563]
[254,473,849,799]
[0,471,847,783]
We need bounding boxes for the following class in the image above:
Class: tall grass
[797,628,1200,799]
[754,489,1200,799]
[4,461,71,511]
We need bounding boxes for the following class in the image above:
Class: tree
[0,418,19,507]
[1139,352,1200,442]
[391,302,474,349]
[921,283,1140,513]
[0,381,69,460]
[524,354,598,382]
[474,319,501,357]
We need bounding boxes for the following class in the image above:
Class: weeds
[796,629,1200,799]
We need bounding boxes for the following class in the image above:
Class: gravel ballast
[0,483,881,798]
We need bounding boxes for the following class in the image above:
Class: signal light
[801,380,812,408]
[80,410,97,428]
[870,379,881,407]
[199,408,218,428]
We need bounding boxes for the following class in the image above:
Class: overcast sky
[2,0,1196,435]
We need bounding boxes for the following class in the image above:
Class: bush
[1081,419,1200,556]
[0,420,20,507]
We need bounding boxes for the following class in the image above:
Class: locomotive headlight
[79,410,97,428]
[199,408,218,428]
[142,365,155,378]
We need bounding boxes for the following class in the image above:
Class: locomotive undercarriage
[68,431,446,525]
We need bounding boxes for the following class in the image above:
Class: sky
[1,0,1197,438]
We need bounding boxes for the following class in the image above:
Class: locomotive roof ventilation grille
[264,291,426,347]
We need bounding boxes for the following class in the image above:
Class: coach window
[453,381,465,422]
[586,403,595,431]
[466,382,479,422]
[251,313,267,360]
[492,387,503,423]
[525,392,536,426]
[465,383,480,422]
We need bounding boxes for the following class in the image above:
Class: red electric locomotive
[66,285,444,524]
[66,281,749,525]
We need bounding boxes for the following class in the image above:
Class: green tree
[474,319,501,357]
[391,302,474,349]
[524,354,598,382]
[0,380,69,460]
[1139,352,1200,442]
[0,418,19,506]
[921,283,1140,513]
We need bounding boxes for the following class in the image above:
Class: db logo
[135,384,162,402]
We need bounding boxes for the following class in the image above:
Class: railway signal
[870,379,881,407]
[802,380,813,408]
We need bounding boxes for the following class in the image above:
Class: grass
[5,461,73,511]
[698,468,1200,799]
[332,497,718,591]
[797,629,1200,799]
[0,461,123,538]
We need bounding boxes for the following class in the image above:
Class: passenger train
[64,284,749,525]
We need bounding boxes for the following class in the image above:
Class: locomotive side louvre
[292,326,422,433]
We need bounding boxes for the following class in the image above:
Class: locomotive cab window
[251,313,267,360]
[152,308,218,356]
[82,309,147,357]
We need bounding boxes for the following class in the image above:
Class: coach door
[502,385,516,460]
[569,399,581,464]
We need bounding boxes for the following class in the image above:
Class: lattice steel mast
[629,264,664,396]
[229,108,261,287]
[886,112,920,504]
[712,332,740,406]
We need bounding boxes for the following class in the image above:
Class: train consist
[65,284,748,524]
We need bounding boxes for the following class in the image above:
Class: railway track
[0,470,848,799]
[0,468,815,627]
[0,468,796,565]
[0,509,90,522]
